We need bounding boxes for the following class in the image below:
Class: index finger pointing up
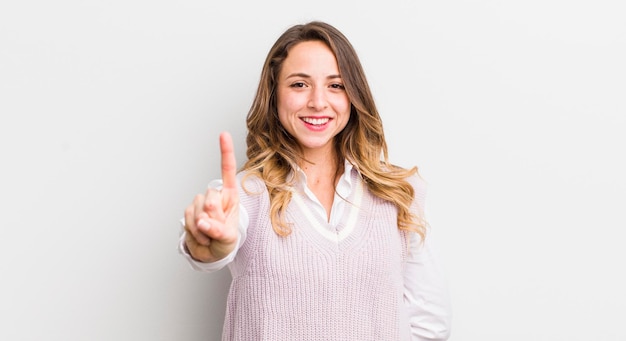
[220,131,237,190]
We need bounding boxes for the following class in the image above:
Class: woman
[180,21,451,340]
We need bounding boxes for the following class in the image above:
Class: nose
[307,87,328,111]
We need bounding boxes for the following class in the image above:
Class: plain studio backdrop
[1,0,624,340]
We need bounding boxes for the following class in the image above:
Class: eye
[330,83,345,90]
[290,82,306,88]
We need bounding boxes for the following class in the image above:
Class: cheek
[331,95,351,116]
[337,99,352,130]
[276,98,298,131]
[277,110,289,129]
[276,96,291,128]
[277,90,306,115]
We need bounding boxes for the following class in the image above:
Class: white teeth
[302,117,329,125]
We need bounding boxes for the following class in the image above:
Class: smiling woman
[277,41,351,176]
[179,21,451,341]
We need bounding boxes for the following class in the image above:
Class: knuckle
[185,234,197,247]
[203,201,215,211]
[191,233,205,245]
[192,231,208,245]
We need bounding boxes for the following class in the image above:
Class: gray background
[1,0,625,340]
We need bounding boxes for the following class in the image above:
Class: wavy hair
[242,21,426,239]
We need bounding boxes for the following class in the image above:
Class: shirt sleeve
[404,223,452,340]
[177,179,250,272]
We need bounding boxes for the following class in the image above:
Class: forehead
[281,40,339,75]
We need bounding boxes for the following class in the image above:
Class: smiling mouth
[301,117,330,126]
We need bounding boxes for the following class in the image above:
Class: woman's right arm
[178,132,243,270]
[178,201,249,272]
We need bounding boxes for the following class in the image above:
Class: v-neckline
[290,172,364,244]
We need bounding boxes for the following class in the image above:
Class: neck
[299,146,343,222]
[299,149,337,175]
[300,146,339,180]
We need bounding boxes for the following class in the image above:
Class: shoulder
[406,172,428,213]
[407,172,427,196]
[237,171,268,201]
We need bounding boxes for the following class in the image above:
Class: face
[276,40,351,157]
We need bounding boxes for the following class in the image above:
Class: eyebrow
[285,73,342,80]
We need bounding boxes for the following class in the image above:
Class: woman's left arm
[404,175,452,340]
[404,229,452,340]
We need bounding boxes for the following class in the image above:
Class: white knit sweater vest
[223,171,411,341]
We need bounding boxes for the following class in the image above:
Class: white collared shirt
[179,162,451,340]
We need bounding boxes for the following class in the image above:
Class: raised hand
[184,132,240,263]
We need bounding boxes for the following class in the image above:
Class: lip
[300,116,332,131]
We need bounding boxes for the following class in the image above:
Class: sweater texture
[222,170,413,341]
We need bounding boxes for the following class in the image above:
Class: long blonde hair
[242,21,426,239]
